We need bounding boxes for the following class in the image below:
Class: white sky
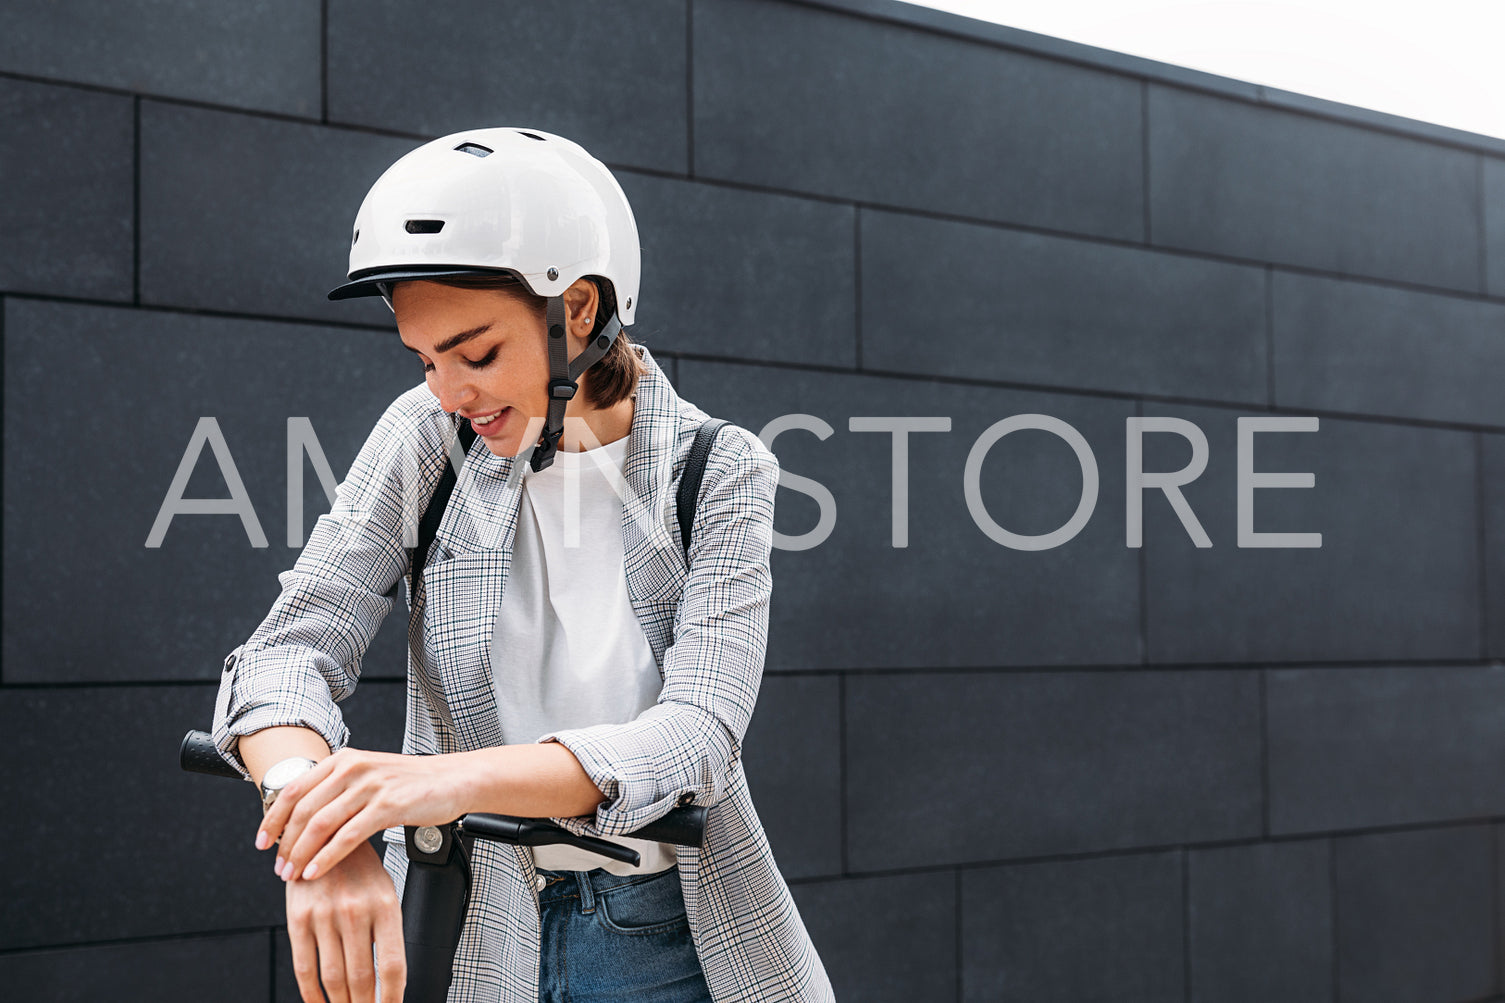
[900,0,1505,142]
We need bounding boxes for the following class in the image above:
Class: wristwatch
[259,756,318,815]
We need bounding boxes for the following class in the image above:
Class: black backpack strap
[677,419,729,565]
[409,420,478,599]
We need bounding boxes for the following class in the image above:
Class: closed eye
[464,347,499,369]
[420,346,498,373]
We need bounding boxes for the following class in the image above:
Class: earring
[582,317,593,327]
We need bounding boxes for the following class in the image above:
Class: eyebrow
[400,323,493,356]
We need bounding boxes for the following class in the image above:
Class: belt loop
[575,871,596,914]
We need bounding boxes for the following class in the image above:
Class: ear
[561,278,600,335]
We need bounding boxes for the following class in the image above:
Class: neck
[558,393,634,452]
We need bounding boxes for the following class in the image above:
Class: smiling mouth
[463,407,515,436]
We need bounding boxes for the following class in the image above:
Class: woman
[211,128,834,1003]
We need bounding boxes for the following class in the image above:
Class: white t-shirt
[491,434,677,874]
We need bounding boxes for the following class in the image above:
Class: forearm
[451,741,607,820]
[239,725,333,789]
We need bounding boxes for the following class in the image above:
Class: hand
[287,839,405,1003]
[258,747,469,883]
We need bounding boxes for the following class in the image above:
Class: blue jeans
[535,865,714,1003]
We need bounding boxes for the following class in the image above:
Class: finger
[300,807,386,883]
[342,915,378,1003]
[261,756,339,851]
[314,908,352,1003]
[287,897,327,1003]
[284,787,370,882]
[279,773,361,880]
[373,894,407,1003]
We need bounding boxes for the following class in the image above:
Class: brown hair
[429,272,643,409]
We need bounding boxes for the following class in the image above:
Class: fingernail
[302,862,319,881]
[274,856,285,878]
[255,830,269,851]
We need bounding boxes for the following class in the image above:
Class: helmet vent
[404,219,445,235]
[516,131,546,142]
[454,142,493,157]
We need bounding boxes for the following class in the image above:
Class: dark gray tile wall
[790,872,956,1003]
[139,102,415,326]
[740,674,843,878]
[860,208,1268,403]
[0,933,269,1003]
[0,0,320,115]
[960,852,1183,1003]
[618,172,857,367]
[1188,840,1332,1003]
[845,671,1261,870]
[1271,271,1505,426]
[274,930,299,1003]
[2,299,420,684]
[0,682,404,949]
[1486,156,1505,297]
[0,78,134,301]
[677,359,1142,669]
[693,0,1145,239]
[1486,434,1505,659]
[1140,403,1480,664]
[8,2,1504,999]
[1148,84,1482,292]
[1334,826,1496,1003]
[1268,665,1505,834]
[325,0,688,173]
[1499,825,1505,993]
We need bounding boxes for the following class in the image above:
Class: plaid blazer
[212,345,834,1002]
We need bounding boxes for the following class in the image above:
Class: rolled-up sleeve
[538,425,779,835]
[211,383,447,779]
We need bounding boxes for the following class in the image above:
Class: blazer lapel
[620,346,690,672]
[423,433,521,752]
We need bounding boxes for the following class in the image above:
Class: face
[392,279,596,458]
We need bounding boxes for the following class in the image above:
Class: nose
[429,368,478,415]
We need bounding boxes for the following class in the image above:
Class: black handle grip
[180,729,243,780]
[461,815,643,865]
[459,804,707,851]
[629,805,709,847]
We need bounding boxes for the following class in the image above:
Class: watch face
[263,757,316,792]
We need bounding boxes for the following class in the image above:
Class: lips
[464,406,512,437]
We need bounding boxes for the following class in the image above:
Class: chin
[476,434,518,458]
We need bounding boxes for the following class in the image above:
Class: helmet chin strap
[529,295,624,472]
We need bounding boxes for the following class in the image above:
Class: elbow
[677,702,740,807]
[541,700,746,835]
[642,696,753,815]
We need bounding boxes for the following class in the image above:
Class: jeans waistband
[535,865,679,913]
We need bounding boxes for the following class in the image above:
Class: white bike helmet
[329,127,641,471]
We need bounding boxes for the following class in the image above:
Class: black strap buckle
[530,424,565,472]
[548,378,577,400]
